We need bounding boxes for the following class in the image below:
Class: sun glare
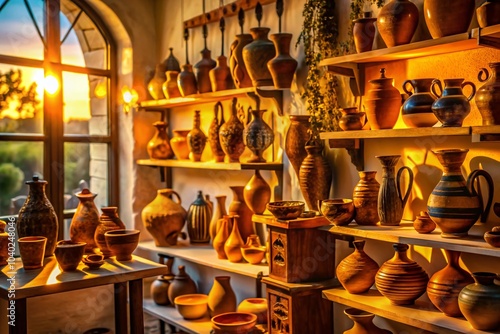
[44,74,59,94]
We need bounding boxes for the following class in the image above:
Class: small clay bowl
[266,201,305,220]
[320,199,355,226]
[484,230,500,248]
[104,229,140,261]
[174,294,208,320]
[241,246,267,265]
[413,211,436,234]
[82,254,105,269]
[211,312,257,334]
[54,240,86,272]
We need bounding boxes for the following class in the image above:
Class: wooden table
[0,255,167,334]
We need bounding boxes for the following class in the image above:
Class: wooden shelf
[138,240,268,279]
[253,214,330,230]
[471,125,500,142]
[323,288,500,334]
[136,159,283,171]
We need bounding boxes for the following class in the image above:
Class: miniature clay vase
[285,115,310,178]
[339,107,365,131]
[177,63,198,97]
[413,211,436,234]
[186,191,213,244]
[377,0,419,47]
[208,276,237,317]
[427,249,473,317]
[210,55,234,92]
[16,175,58,257]
[401,78,439,128]
[167,265,198,304]
[194,47,216,93]
[228,186,255,245]
[141,189,187,247]
[229,34,254,88]
[147,121,174,160]
[147,64,167,100]
[151,257,175,305]
[70,188,100,253]
[427,149,494,238]
[188,110,207,162]
[208,102,226,163]
[353,171,380,226]
[477,0,500,28]
[423,0,475,39]
[476,62,500,125]
[375,243,429,305]
[94,206,126,258]
[336,240,380,294]
[162,71,181,99]
[243,27,276,87]
[171,130,190,160]
[267,33,297,89]
[344,308,393,334]
[243,170,271,215]
[243,108,274,163]
[219,97,245,163]
[353,12,377,53]
[224,216,245,263]
[365,68,402,129]
[0,220,8,265]
[431,78,476,127]
[376,155,413,226]
[458,272,500,331]
[209,195,228,241]
[213,215,231,259]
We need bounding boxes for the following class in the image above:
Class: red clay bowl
[55,240,86,271]
[82,254,105,269]
[211,312,257,334]
[484,230,500,248]
[104,229,140,261]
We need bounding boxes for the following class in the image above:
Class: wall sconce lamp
[121,85,138,113]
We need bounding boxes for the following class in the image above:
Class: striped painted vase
[186,191,213,243]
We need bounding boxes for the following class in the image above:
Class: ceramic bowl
[82,254,105,269]
[484,229,500,248]
[320,199,355,226]
[237,298,268,324]
[174,294,208,320]
[241,246,267,265]
[104,229,140,261]
[266,201,305,220]
[54,240,86,272]
[211,312,257,334]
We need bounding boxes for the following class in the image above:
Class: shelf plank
[320,127,470,140]
[471,125,500,142]
[138,240,268,278]
[136,159,283,171]
[320,221,500,258]
[253,214,330,229]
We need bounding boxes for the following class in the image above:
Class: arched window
[0,0,118,239]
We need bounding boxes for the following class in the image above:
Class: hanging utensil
[238,7,245,34]
[256,2,263,28]
[277,0,284,33]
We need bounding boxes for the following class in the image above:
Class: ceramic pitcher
[431,78,476,127]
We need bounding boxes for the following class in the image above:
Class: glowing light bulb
[94,81,107,98]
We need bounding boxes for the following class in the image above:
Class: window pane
[0,141,43,216]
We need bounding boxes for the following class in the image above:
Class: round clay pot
[168,265,198,305]
[237,298,268,325]
[477,0,500,28]
[70,188,100,253]
[162,70,181,99]
[377,0,419,47]
[243,170,271,215]
[54,240,86,272]
[267,33,297,89]
[352,171,380,226]
[423,0,475,39]
[339,107,365,131]
[413,211,436,234]
[147,121,174,160]
[171,130,190,160]
[242,27,276,87]
[284,115,310,178]
[431,78,476,127]
[401,78,439,128]
[344,308,393,334]
[94,206,126,258]
[365,68,402,130]
[476,62,500,126]
[353,12,377,53]
[104,229,140,261]
[208,276,237,317]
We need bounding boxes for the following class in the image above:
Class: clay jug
[477,0,500,28]
[459,272,500,331]
[151,257,175,305]
[365,68,402,129]
[299,141,332,211]
[147,64,167,100]
[208,276,237,317]
[336,240,380,294]
[353,171,380,226]
[339,107,365,131]
[285,115,310,178]
[186,191,213,244]
[243,170,271,215]
[423,0,475,39]
[177,63,197,97]
[0,220,8,265]
[243,27,276,87]
[219,97,245,163]
[427,149,494,238]
[224,216,245,263]
[209,195,228,241]
[243,108,274,163]
[194,47,216,93]
[376,155,413,226]
[162,47,181,72]
[147,121,174,160]
[162,71,181,99]
[476,62,500,125]
[427,249,473,317]
[353,12,377,53]
[267,33,297,89]
[187,110,207,162]
[213,215,231,259]
[70,188,100,253]
[167,265,198,304]
[431,78,476,127]
[141,189,187,246]
[228,186,255,243]
[376,0,419,47]
[401,78,439,128]
[208,102,226,163]
[343,308,393,334]
[171,129,190,160]
[229,34,254,88]
[375,243,429,305]
[16,175,58,257]
[210,55,234,92]
[94,206,126,258]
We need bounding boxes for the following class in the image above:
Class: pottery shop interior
[1,0,500,333]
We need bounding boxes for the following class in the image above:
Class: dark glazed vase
[210,55,234,92]
[243,27,276,87]
[94,206,126,258]
[162,47,181,72]
[229,34,253,88]
[377,0,419,47]
[186,191,213,243]
[177,63,198,97]
[353,12,377,53]
[477,0,500,28]
[194,48,216,93]
[285,115,310,178]
[243,109,274,163]
[343,308,393,334]
[423,0,475,39]
[365,68,402,129]
[208,102,226,163]
[147,121,174,160]
[431,78,476,127]
[167,265,198,304]
[243,170,271,215]
[353,171,380,226]
[16,175,58,257]
[162,70,181,99]
[476,62,500,125]
[219,98,245,163]
[267,33,297,89]
[228,186,255,243]
[401,78,439,128]
[339,107,365,131]
[147,64,167,100]
[188,110,207,162]
[70,188,100,253]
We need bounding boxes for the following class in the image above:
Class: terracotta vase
[413,211,436,234]
[375,243,429,305]
[376,155,413,226]
[339,107,366,131]
[344,308,392,334]
[151,257,175,305]
[401,78,439,128]
[365,68,402,130]
[70,188,100,253]
[423,0,475,39]
[186,191,213,244]
[194,47,216,93]
[238,298,268,325]
[243,27,276,87]
[353,12,377,53]
[299,141,332,211]
[285,115,310,178]
[208,102,226,163]
[147,64,167,100]
[243,109,274,163]
[208,276,237,317]
[171,129,190,160]
[0,220,8,266]
[427,149,493,238]
[147,121,174,160]
[188,110,207,162]
[210,55,234,92]
[162,47,181,72]
[94,206,126,258]
[177,63,198,97]
[427,249,473,317]
[224,216,245,263]
[213,215,231,259]
[336,240,380,294]
[229,34,254,88]
[167,265,198,304]
[162,70,181,99]
[267,33,297,89]
[353,171,380,226]
[209,195,228,241]
[16,176,58,257]
[228,186,255,243]
[141,189,187,246]
[243,170,271,215]
[219,97,245,163]
[476,62,500,125]
[431,78,476,127]
[477,0,500,28]
[377,0,419,48]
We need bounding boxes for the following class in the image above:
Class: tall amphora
[285,115,310,179]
